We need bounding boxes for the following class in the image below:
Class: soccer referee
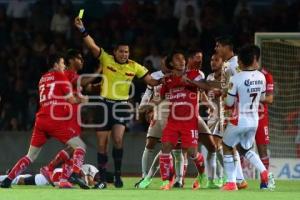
[74,17,161,189]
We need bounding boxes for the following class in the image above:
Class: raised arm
[74,17,101,58]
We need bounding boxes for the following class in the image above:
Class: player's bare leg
[0,145,41,188]
[111,124,126,188]
[95,130,110,189]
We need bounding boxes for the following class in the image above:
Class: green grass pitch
[1,178,299,200]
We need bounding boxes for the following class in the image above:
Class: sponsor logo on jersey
[107,66,117,72]
[244,79,263,86]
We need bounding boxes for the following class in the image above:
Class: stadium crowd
[0,0,299,131]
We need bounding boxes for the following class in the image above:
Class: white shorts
[147,101,169,139]
[35,174,49,186]
[223,123,257,150]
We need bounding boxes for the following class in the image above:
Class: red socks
[192,153,205,174]
[8,156,31,180]
[159,153,173,181]
[72,147,85,174]
[48,150,70,172]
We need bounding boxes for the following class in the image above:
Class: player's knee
[237,145,251,156]
[146,137,157,149]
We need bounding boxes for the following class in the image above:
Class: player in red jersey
[39,49,87,188]
[0,54,89,189]
[253,46,274,189]
[159,51,217,190]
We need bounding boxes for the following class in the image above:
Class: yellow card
[79,9,84,19]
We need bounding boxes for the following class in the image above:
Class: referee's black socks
[112,147,123,177]
[97,153,108,182]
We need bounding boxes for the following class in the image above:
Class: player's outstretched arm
[74,17,101,58]
[143,74,161,87]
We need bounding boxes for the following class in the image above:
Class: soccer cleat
[236,180,248,190]
[207,179,221,189]
[267,172,276,190]
[40,166,55,187]
[59,181,73,189]
[114,176,123,188]
[160,180,171,190]
[68,172,89,189]
[134,178,144,188]
[173,182,183,188]
[192,173,207,190]
[0,178,12,188]
[93,181,107,189]
[260,182,268,189]
[221,182,238,191]
[137,177,152,189]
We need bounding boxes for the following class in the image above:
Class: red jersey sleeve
[265,72,274,95]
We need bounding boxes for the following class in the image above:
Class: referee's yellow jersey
[98,49,149,100]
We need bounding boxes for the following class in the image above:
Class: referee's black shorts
[93,98,133,131]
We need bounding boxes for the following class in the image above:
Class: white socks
[206,152,217,180]
[245,150,266,173]
[223,154,236,183]
[172,149,184,184]
[234,152,245,183]
[142,148,154,178]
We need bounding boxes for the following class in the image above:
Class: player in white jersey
[0,164,99,187]
[221,45,275,191]
[135,57,172,188]
[206,53,225,186]
[215,36,247,189]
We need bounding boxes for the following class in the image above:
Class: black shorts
[94,98,133,131]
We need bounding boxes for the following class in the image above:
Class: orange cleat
[221,182,238,191]
[160,180,171,190]
[237,180,248,190]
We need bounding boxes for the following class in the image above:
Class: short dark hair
[187,48,203,59]
[215,36,234,50]
[112,40,130,50]
[237,44,258,66]
[47,53,64,68]
[165,49,185,70]
[66,49,81,65]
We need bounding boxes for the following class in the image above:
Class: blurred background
[0,0,300,177]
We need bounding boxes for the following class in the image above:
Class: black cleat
[134,178,144,188]
[0,178,12,188]
[68,172,90,189]
[173,182,183,188]
[93,181,107,189]
[114,176,123,188]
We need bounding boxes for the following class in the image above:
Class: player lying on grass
[0,164,99,187]
[0,54,89,189]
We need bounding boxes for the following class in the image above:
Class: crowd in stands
[0,0,299,131]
